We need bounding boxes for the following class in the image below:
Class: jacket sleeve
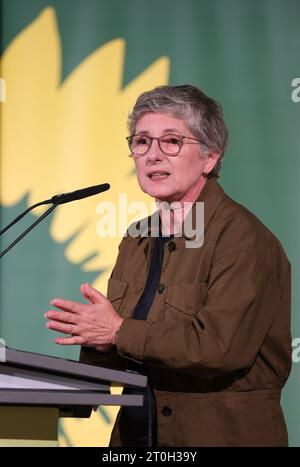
[79,345,125,370]
[115,247,290,379]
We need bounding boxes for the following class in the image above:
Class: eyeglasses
[126,134,204,157]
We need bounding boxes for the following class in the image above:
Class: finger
[54,335,84,346]
[50,298,84,314]
[44,310,78,323]
[80,283,106,305]
[46,321,76,335]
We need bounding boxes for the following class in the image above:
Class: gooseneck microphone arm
[0,199,53,237]
[0,204,56,258]
[0,183,110,259]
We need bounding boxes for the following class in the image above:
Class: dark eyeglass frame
[126,133,205,157]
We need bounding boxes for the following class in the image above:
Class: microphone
[51,183,110,206]
[0,183,110,258]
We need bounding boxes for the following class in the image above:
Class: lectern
[0,346,147,446]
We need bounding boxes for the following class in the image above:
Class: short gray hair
[127,84,228,178]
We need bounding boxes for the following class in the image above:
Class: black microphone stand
[0,203,56,258]
[0,183,110,259]
[0,198,53,236]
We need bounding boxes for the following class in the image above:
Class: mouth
[147,171,170,181]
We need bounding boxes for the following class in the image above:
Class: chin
[142,184,170,199]
[138,176,179,201]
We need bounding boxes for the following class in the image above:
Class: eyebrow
[136,128,182,135]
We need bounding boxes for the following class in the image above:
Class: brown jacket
[80,178,291,447]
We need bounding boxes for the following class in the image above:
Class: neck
[177,175,207,204]
[156,175,207,235]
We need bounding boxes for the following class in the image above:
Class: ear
[203,151,220,175]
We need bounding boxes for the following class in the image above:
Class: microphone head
[51,183,110,205]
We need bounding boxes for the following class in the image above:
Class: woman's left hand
[44,283,123,346]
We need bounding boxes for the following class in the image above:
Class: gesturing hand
[44,283,123,348]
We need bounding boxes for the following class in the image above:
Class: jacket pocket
[165,282,207,317]
[107,278,128,312]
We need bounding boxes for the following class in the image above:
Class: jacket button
[158,283,165,294]
[168,241,176,252]
[162,406,172,417]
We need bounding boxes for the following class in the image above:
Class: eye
[162,135,181,145]
[134,136,150,146]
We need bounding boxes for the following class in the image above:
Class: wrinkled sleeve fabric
[79,344,125,370]
[116,247,289,378]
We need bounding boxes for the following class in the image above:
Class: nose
[146,138,165,163]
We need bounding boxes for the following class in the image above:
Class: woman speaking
[45,84,291,447]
